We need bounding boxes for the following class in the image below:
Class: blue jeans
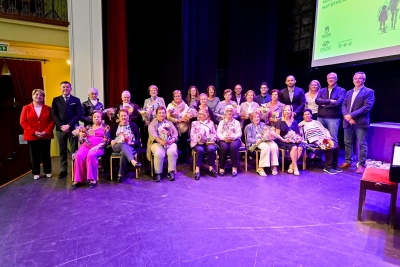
[317,117,340,144]
[343,126,368,167]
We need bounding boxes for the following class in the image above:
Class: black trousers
[28,139,52,175]
[218,139,241,169]
[56,131,78,171]
[324,146,339,169]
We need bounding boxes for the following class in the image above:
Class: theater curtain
[6,59,43,106]
[105,0,128,108]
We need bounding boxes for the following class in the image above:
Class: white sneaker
[33,175,40,180]
[294,169,300,176]
[46,173,52,178]
[271,168,278,175]
[257,169,268,177]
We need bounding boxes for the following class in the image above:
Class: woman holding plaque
[148,106,179,182]
[245,111,279,176]
[190,108,217,180]
[216,105,242,177]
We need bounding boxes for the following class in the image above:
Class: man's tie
[65,96,70,103]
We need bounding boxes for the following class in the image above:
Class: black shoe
[89,182,97,188]
[117,175,123,183]
[208,169,217,178]
[324,168,337,175]
[232,172,237,177]
[167,171,175,181]
[333,166,343,173]
[194,172,200,180]
[71,182,80,189]
[58,171,67,179]
[154,174,161,182]
[132,162,142,168]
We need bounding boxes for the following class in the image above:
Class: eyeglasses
[173,95,181,97]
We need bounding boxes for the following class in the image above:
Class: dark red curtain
[105,0,129,108]
[6,59,43,106]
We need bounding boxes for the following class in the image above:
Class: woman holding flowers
[142,85,166,125]
[190,108,217,180]
[20,89,55,180]
[72,110,110,188]
[264,89,285,126]
[240,90,260,128]
[110,108,142,183]
[245,111,279,176]
[275,105,303,175]
[217,105,242,177]
[192,93,217,124]
[167,90,194,163]
[148,106,179,182]
[214,89,239,122]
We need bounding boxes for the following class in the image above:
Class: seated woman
[166,90,192,163]
[72,110,110,188]
[274,105,303,176]
[246,111,279,176]
[110,108,142,183]
[240,90,260,128]
[190,108,217,180]
[148,107,179,182]
[217,105,242,177]
[264,89,285,126]
[214,89,239,122]
[81,87,104,127]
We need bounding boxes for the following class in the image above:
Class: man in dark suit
[51,81,83,178]
[339,72,375,174]
[279,75,305,122]
[254,82,271,105]
[315,72,346,161]
[233,84,246,105]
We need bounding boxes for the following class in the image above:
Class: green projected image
[312,0,400,66]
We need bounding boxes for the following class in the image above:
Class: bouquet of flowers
[139,107,152,122]
[259,104,270,120]
[114,128,134,145]
[168,107,180,119]
[248,127,277,152]
[185,107,197,119]
[157,122,172,149]
[73,125,90,145]
[316,138,334,150]
[284,130,303,143]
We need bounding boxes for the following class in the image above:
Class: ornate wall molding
[1,46,69,59]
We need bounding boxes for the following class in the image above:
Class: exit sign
[0,45,7,52]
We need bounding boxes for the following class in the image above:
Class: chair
[301,126,320,170]
[110,152,140,180]
[192,149,219,174]
[358,167,398,229]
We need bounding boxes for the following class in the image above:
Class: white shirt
[34,106,42,117]
[350,87,362,111]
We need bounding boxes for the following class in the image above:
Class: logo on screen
[322,26,331,38]
[320,41,331,52]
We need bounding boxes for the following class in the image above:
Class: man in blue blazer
[339,72,375,174]
[233,84,246,105]
[51,81,83,178]
[279,75,305,122]
[315,72,346,151]
[254,82,271,105]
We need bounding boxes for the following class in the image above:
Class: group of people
[19,71,375,188]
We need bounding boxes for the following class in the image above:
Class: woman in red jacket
[20,89,55,180]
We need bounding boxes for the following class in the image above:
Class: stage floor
[1,154,400,266]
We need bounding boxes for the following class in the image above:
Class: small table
[358,167,398,229]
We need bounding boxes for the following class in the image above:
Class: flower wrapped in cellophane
[139,107,152,122]
[317,138,334,150]
[259,104,270,121]
[157,122,173,149]
[284,130,303,143]
[73,125,90,145]
[103,108,116,120]
[114,126,135,145]
[248,127,277,152]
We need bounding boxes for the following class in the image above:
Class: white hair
[224,105,234,112]
[88,87,98,94]
[121,90,131,97]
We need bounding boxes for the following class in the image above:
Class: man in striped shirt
[300,109,341,174]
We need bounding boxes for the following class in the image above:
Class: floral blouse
[217,118,242,141]
[81,123,110,146]
[143,96,166,122]
[190,120,216,148]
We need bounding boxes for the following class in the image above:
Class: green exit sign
[0,45,7,52]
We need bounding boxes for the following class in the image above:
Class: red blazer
[20,103,55,141]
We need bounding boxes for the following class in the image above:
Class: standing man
[315,72,346,148]
[254,82,271,105]
[52,81,83,178]
[339,72,375,174]
[279,75,305,122]
[233,84,246,105]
